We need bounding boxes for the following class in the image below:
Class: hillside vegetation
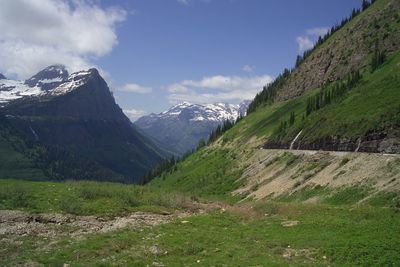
[2,0,400,266]
[151,0,400,202]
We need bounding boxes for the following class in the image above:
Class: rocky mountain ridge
[135,101,250,155]
[0,65,168,183]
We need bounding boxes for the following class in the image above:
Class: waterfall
[29,125,39,141]
[355,138,362,152]
[289,130,303,150]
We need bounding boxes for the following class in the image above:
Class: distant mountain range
[0,65,168,183]
[135,101,250,155]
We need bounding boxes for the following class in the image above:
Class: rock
[281,221,299,227]
[149,245,161,255]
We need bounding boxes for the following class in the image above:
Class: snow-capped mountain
[135,101,250,155]
[143,101,249,123]
[0,65,168,183]
[0,65,96,104]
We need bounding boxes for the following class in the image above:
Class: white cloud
[0,0,127,79]
[242,65,254,73]
[123,109,147,121]
[306,27,329,37]
[120,83,153,94]
[296,36,314,52]
[167,83,189,93]
[181,75,272,91]
[296,27,329,53]
[166,74,273,104]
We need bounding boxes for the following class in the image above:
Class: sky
[0,0,362,121]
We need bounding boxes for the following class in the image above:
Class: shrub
[59,196,82,214]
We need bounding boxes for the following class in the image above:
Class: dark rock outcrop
[2,67,168,182]
[264,129,400,154]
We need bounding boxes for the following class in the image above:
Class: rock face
[264,129,400,154]
[278,0,400,100]
[135,101,250,155]
[1,66,168,183]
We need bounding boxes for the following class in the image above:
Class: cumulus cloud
[242,65,254,73]
[167,83,189,93]
[180,75,272,91]
[0,0,127,79]
[166,74,273,104]
[296,26,329,52]
[306,27,330,37]
[120,83,153,94]
[123,109,147,121]
[296,36,314,52]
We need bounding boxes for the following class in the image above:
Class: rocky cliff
[278,0,400,100]
[1,66,168,182]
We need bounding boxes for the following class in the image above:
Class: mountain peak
[0,73,6,80]
[135,101,251,155]
[0,67,107,104]
[25,64,69,90]
[174,101,192,108]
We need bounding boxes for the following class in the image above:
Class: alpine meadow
[0,0,400,266]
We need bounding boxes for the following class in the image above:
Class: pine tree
[289,112,295,126]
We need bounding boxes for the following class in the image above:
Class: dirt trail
[0,210,191,238]
[0,201,257,240]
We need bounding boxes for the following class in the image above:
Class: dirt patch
[282,247,317,261]
[281,220,299,227]
[0,210,190,238]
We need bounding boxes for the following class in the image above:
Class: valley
[1,0,400,266]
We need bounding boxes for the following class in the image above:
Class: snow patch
[0,68,93,103]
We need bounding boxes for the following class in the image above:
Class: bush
[254,201,280,215]
[0,184,31,208]
[59,196,82,214]
[339,158,350,167]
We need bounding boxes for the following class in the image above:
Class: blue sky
[0,0,362,120]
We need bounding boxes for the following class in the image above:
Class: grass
[150,147,245,202]
[0,179,191,216]
[298,53,400,142]
[2,202,399,266]
[367,191,400,208]
[324,186,373,205]
[277,185,330,203]
[0,139,46,181]
[275,185,382,206]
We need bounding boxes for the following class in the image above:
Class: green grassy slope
[2,201,399,266]
[0,116,46,180]
[0,179,191,216]
[150,148,245,201]
[0,140,45,180]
